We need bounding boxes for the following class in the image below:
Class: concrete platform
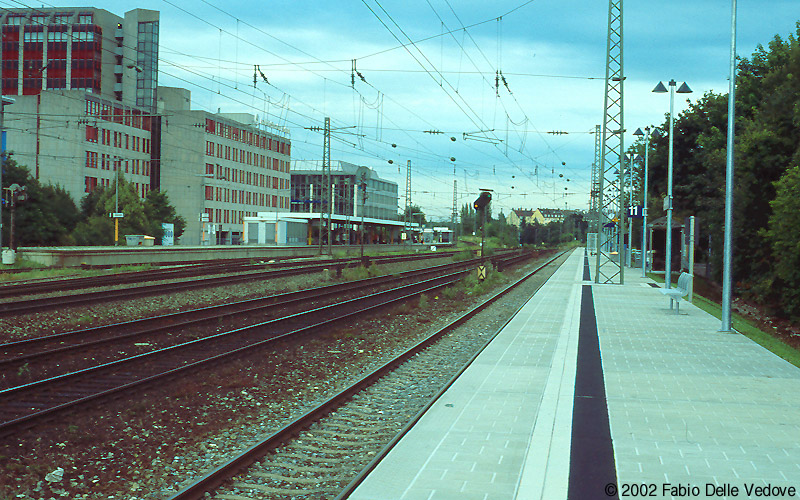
[349,248,800,500]
[13,243,439,267]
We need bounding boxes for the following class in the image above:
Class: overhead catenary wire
[1,0,588,214]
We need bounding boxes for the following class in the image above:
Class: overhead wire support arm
[463,130,502,144]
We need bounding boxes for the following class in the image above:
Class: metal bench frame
[660,272,692,314]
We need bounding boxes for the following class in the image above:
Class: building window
[85,151,98,169]
[84,176,98,192]
[206,141,214,156]
[53,14,72,25]
[85,125,98,143]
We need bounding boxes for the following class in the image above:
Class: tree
[401,204,426,226]
[144,189,186,241]
[486,212,518,248]
[762,166,800,318]
[71,174,184,245]
[1,158,80,247]
[459,203,476,236]
[639,23,800,317]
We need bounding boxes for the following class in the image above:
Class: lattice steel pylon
[595,0,625,284]
[404,160,411,236]
[322,117,331,255]
[451,179,458,240]
[589,124,601,231]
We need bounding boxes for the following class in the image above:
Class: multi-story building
[2,7,292,246]
[1,7,159,110]
[290,160,398,221]
[287,161,399,245]
[157,87,291,245]
[2,7,159,205]
[6,90,154,201]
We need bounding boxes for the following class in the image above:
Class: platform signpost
[199,212,209,245]
[109,212,124,245]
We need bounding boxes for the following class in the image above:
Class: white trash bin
[1,249,16,265]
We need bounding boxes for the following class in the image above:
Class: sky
[8,0,800,221]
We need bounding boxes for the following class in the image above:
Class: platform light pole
[653,79,692,289]
[1,96,14,254]
[625,152,636,267]
[633,126,660,277]
[721,0,737,332]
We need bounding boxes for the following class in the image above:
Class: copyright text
[605,482,797,497]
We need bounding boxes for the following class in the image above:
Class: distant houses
[507,208,577,227]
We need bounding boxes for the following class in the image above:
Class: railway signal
[473,190,493,257]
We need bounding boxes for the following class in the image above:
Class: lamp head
[652,81,668,93]
[633,128,644,137]
[676,82,693,94]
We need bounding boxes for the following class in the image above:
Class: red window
[85,125,98,143]
[206,141,214,156]
[206,118,215,134]
[84,176,98,192]
[206,163,214,176]
[205,186,213,201]
[205,208,213,222]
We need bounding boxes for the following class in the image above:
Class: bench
[660,272,692,314]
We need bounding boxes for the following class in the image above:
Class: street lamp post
[626,153,636,267]
[721,0,738,332]
[1,96,13,254]
[653,80,692,290]
[633,127,660,277]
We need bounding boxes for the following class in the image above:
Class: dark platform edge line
[567,254,619,499]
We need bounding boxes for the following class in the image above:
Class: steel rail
[167,249,569,500]
[0,251,469,316]
[0,256,485,369]
[0,267,477,438]
[0,250,461,298]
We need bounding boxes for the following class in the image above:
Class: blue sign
[627,205,644,219]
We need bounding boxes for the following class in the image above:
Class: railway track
[0,250,465,316]
[0,255,501,385]
[0,250,537,439]
[167,249,570,500]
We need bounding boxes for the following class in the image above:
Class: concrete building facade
[290,160,397,221]
[5,90,155,203]
[2,7,292,246]
[1,7,159,111]
[157,87,291,245]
